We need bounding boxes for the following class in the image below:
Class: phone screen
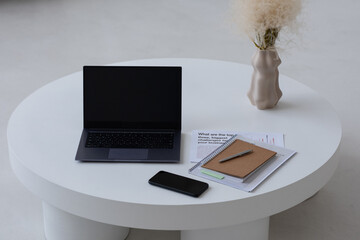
[149,171,209,197]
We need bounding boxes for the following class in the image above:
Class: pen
[218,149,253,163]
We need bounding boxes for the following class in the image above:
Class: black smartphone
[148,171,209,197]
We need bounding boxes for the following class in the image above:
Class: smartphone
[148,171,209,197]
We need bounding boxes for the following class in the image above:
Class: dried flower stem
[232,0,302,50]
[253,28,280,50]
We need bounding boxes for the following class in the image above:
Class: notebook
[202,139,277,178]
[189,135,296,192]
[75,66,182,162]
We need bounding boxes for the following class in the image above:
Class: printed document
[190,130,284,163]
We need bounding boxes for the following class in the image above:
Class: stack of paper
[189,131,296,192]
[189,130,284,163]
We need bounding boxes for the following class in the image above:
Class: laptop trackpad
[108,148,148,160]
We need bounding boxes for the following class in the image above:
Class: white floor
[1,0,360,239]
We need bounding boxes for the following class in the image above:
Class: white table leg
[42,202,129,240]
[181,217,269,240]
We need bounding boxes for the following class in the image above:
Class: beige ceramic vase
[247,49,282,110]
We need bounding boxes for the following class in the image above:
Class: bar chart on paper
[241,132,284,147]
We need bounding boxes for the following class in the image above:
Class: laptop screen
[83,66,181,130]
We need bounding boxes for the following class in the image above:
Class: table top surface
[8,58,342,230]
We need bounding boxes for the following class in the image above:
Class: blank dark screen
[84,66,181,129]
[149,171,208,197]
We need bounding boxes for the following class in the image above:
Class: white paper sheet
[190,130,284,163]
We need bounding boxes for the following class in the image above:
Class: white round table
[7,59,342,240]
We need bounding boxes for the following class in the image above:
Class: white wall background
[1,0,359,239]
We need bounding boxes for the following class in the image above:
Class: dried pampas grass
[232,0,302,50]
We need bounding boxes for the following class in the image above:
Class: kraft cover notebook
[189,134,297,192]
[202,139,277,179]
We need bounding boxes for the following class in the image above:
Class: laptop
[75,66,182,162]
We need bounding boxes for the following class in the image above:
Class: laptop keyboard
[85,132,175,149]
